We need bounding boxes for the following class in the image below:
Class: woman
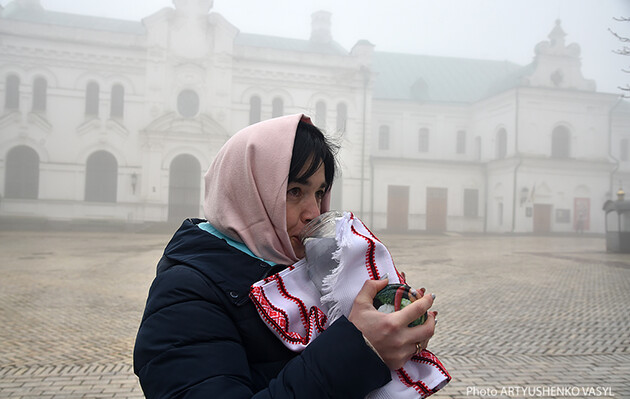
[133,114,437,398]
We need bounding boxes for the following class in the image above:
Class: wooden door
[168,154,201,221]
[426,187,448,232]
[387,185,409,232]
[533,204,552,233]
[574,198,590,232]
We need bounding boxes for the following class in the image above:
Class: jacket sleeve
[133,265,391,399]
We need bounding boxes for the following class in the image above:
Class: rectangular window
[464,189,479,217]
[378,126,390,150]
[456,130,466,154]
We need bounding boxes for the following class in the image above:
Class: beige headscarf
[203,114,331,265]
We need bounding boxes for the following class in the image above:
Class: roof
[2,2,532,103]
[1,3,145,34]
[603,199,630,213]
[372,52,524,103]
[235,33,348,56]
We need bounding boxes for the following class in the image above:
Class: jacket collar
[160,219,288,306]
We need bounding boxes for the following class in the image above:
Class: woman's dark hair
[289,120,337,191]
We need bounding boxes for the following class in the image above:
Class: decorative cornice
[26,111,52,134]
[76,117,103,136]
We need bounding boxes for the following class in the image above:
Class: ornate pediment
[142,111,229,142]
[75,117,130,142]
[526,20,596,91]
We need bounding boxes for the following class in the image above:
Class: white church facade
[1,0,628,234]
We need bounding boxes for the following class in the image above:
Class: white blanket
[250,212,450,398]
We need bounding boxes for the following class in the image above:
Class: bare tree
[610,16,630,96]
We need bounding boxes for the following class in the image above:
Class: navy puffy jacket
[133,219,391,398]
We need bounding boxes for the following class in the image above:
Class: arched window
[315,101,326,128]
[249,95,261,124]
[4,145,39,199]
[272,97,284,118]
[85,151,117,202]
[496,128,507,159]
[110,84,125,118]
[378,125,390,151]
[336,102,347,132]
[418,128,429,152]
[85,82,100,116]
[177,89,199,118]
[32,77,47,113]
[551,126,571,158]
[5,75,20,110]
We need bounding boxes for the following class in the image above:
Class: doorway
[426,187,448,232]
[168,154,201,221]
[533,204,553,233]
[387,185,409,232]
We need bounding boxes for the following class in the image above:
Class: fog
[26,0,630,95]
[1,0,629,235]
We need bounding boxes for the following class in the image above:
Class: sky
[2,0,630,95]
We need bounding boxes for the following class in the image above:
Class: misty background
[1,0,629,235]
[3,0,628,95]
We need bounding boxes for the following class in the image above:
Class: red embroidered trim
[396,367,432,397]
[249,282,327,346]
[350,225,379,280]
[411,350,452,381]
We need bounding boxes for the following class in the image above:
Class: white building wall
[0,2,627,235]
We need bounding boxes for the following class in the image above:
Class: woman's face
[285,163,327,258]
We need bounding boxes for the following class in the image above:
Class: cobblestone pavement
[1,229,628,398]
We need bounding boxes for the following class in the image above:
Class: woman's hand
[348,278,437,370]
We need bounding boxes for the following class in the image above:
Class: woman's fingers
[355,278,389,306]
[392,290,434,326]
[349,281,439,370]
[408,310,436,354]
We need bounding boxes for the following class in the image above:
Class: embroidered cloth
[250,212,450,398]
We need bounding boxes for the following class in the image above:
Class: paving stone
[1,231,629,398]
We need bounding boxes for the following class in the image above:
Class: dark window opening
[32,77,47,113]
[85,151,118,202]
[5,75,20,110]
[464,189,479,217]
[551,126,571,158]
[85,82,100,116]
[111,84,125,118]
[272,97,284,118]
[379,125,390,150]
[249,95,261,124]
[5,145,39,199]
